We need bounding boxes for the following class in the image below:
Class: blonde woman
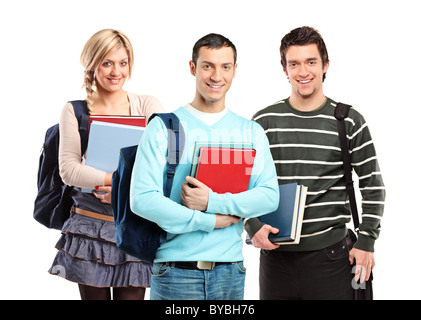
[49,29,165,300]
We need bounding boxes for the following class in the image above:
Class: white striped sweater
[245,98,385,252]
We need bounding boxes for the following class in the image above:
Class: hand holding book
[181,176,210,211]
[93,185,112,204]
[182,176,240,229]
[249,224,280,250]
[245,183,307,246]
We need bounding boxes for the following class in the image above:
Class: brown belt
[73,207,114,222]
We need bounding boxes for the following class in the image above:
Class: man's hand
[250,224,280,250]
[214,214,241,229]
[349,248,375,282]
[181,176,210,211]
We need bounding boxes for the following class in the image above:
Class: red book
[194,147,256,194]
[88,115,146,131]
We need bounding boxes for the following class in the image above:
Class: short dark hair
[192,33,237,66]
[280,26,329,81]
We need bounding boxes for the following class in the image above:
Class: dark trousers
[259,238,354,300]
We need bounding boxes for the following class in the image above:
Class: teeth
[208,84,222,88]
[299,80,311,84]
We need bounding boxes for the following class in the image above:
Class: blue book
[246,183,307,245]
[82,120,145,193]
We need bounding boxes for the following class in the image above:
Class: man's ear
[189,60,196,76]
[323,61,330,74]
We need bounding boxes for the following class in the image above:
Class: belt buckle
[197,261,215,270]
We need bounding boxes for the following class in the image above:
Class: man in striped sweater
[245,26,385,299]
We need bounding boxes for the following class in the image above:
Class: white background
[1,0,419,300]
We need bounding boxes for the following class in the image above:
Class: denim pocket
[325,239,348,261]
[152,263,171,277]
[234,261,247,273]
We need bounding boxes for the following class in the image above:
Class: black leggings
[78,284,146,300]
[259,238,354,300]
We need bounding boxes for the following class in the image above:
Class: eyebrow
[200,61,234,66]
[104,57,129,62]
[288,57,319,64]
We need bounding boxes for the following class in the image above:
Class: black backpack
[33,100,89,229]
[111,113,184,263]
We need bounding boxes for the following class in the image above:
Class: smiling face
[284,43,329,108]
[189,46,237,112]
[95,46,129,93]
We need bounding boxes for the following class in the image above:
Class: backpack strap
[69,100,90,155]
[148,113,185,198]
[334,102,360,231]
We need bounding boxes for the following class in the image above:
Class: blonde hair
[80,29,134,114]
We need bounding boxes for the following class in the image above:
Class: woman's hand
[93,186,112,204]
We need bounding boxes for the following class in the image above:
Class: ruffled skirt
[48,210,152,288]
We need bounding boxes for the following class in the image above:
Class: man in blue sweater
[130,33,279,300]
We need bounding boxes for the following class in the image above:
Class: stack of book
[82,115,146,193]
[190,142,256,194]
[246,183,307,245]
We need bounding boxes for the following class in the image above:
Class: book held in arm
[190,142,256,194]
[246,182,308,245]
[82,120,145,193]
[88,115,146,131]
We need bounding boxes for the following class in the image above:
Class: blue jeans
[150,262,246,300]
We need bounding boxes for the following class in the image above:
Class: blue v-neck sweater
[130,106,279,263]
